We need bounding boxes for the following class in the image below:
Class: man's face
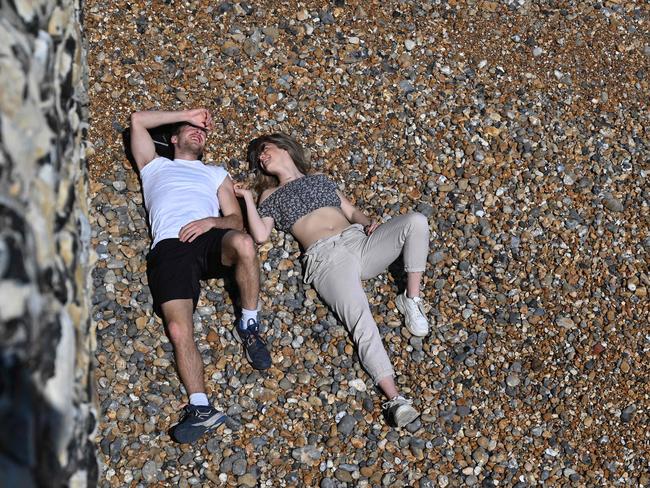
[172,124,208,155]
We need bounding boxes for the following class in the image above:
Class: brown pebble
[206,329,219,343]
[593,343,606,355]
[360,466,374,477]
[530,357,544,372]
[620,360,630,373]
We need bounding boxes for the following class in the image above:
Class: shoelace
[183,406,213,420]
[409,296,427,317]
[382,396,413,410]
[242,319,267,346]
[245,333,261,347]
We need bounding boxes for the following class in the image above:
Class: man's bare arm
[215,177,244,231]
[129,109,213,171]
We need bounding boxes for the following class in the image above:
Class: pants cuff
[404,266,426,273]
[373,370,395,384]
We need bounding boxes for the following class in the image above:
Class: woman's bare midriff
[290,207,353,249]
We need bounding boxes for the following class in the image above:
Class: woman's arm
[234,185,275,243]
[338,191,380,234]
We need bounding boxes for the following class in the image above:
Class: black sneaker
[383,396,420,428]
[234,318,271,370]
[170,405,227,444]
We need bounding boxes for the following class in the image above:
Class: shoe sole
[171,412,227,444]
[234,327,271,370]
[395,295,429,337]
[394,407,420,428]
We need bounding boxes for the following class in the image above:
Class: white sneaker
[395,292,430,337]
[382,396,420,428]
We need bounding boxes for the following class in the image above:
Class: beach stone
[232,458,247,476]
[334,468,353,482]
[506,374,520,387]
[603,196,624,212]
[141,460,158,482]
[473,447,489,465]
[112,181,126,192]
[556,317,575,329]
[620,404,636,423]
[292,445,322,465]
[320,479,335,488]
[337,414,357,436]
[348,378,366,392]
[238,473,257,487]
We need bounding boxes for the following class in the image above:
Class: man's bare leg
[161,298,204,395]
[162,298,226,443]
[219,230,271,370]
[220,230,259,310]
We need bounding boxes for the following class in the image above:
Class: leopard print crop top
[257,174,341,232]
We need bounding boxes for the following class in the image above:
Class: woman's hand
[234,183,253,201]
[364,221,380,235]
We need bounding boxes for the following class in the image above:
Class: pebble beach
[86,1,649,486]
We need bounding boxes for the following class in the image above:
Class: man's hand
[179,217,216,242]
[185,108,214,132]
[364,221,380,235]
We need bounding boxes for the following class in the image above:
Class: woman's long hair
[247,134,311,197]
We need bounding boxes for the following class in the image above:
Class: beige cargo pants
[302,213,430,383]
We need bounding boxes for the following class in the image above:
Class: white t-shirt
[141,156,229,248]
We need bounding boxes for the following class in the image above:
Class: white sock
[189,392,209,406]
[240,308,258,329]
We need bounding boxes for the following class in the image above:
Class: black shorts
[146,228,231,317]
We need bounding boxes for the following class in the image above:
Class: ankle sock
[240,308,258,329]
[189,393,209,406]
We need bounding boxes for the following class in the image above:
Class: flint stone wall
[0,0,96,486]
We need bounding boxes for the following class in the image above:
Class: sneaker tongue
[412,296,421,303]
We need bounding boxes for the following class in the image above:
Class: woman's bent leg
[310,254,395,385]
[357,212,430,281]
[353,213,431,335]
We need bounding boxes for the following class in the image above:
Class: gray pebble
[141,460,158,482]
[232,458,247,476]
[112,181,127,192]
[320,478,336,488]
[620,404,636,423]
[206,437,221,454]
[603,195,624,212]
[179,451,194,465]
[337,414,357,436]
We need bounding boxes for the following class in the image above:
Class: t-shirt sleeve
[139,156,166,177]
[213,166,229,190]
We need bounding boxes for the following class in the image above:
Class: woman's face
[258,142,289,173]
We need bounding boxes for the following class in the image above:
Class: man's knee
[166,320,193,345]
[225,231,256,261]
